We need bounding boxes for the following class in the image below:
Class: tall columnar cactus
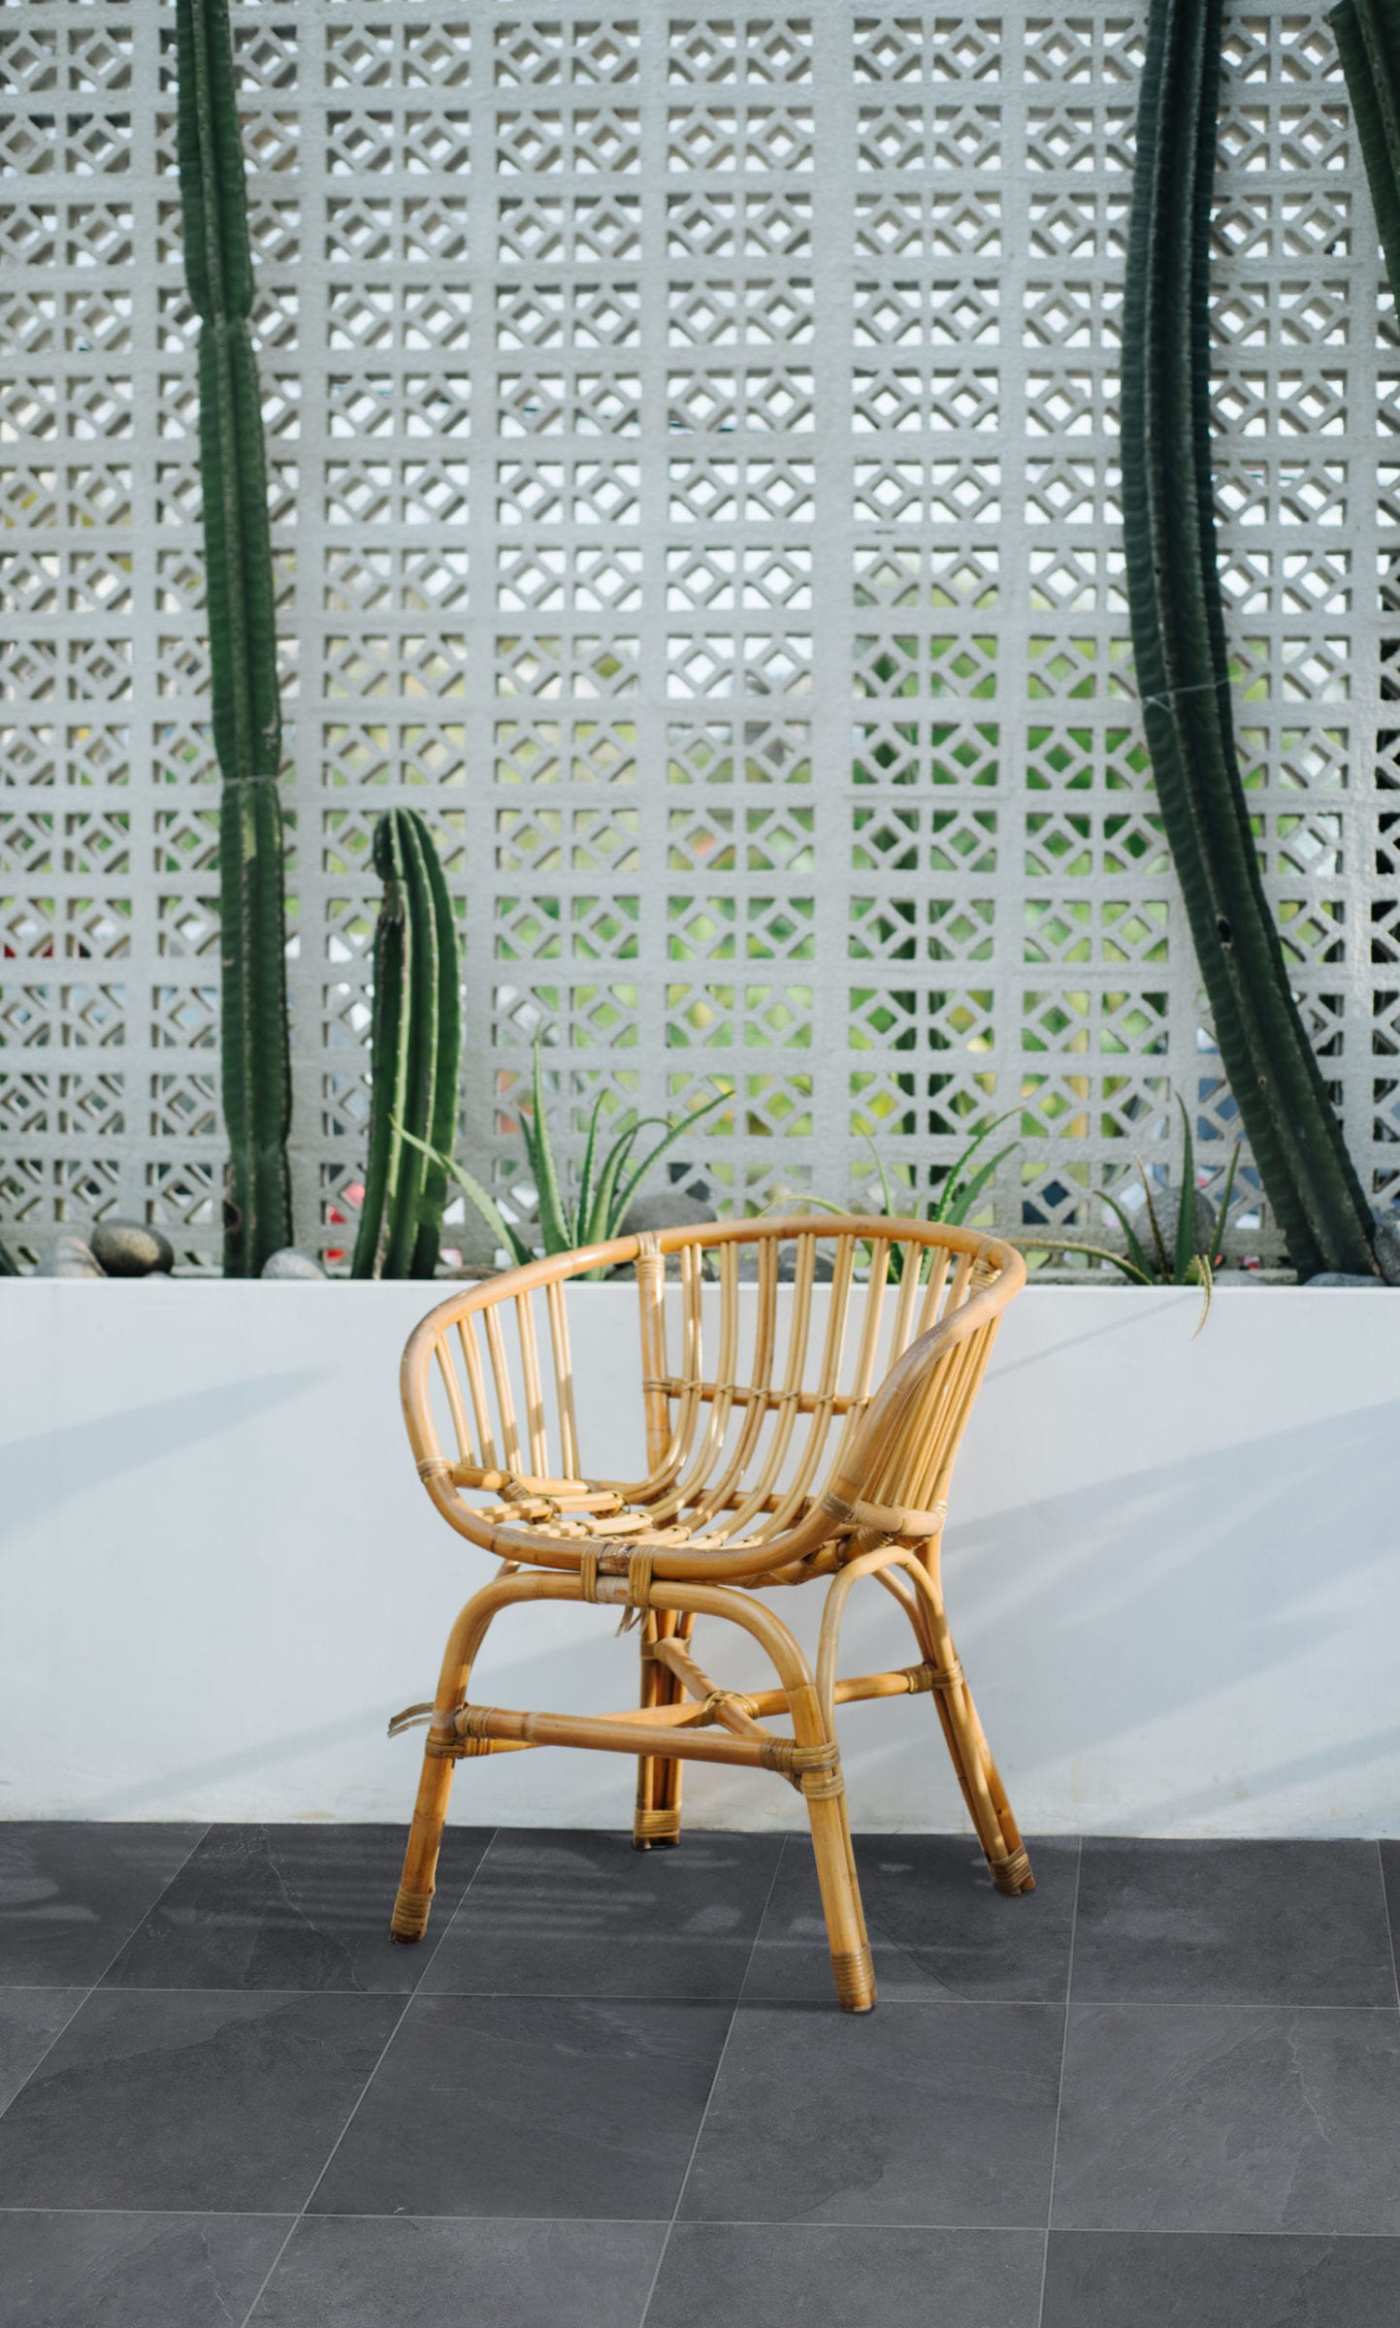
[351,810,462,1280]
[176,0,293,1276]
[1121,0,1378,1278]
[1332,0,1400,302]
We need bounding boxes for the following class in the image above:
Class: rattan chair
[388,1215,1032,2011]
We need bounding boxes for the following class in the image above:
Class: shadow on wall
[0,1370,323,1544]
[948,1397,1400,1831]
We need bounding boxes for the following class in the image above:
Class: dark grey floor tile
[422,1828,781,2000]
[0,2210,291,2328]
[743,1833,1077,2004]
[0,1824,204,1986]
[1073,1841,1396,2006]
[646,2223,1045,2327]
[104,1822,491,1993]
[1042,2229,1400,2326]
[311,1993,731,2221]
[1054,2004,1400,2234]
[1372,1843,1400,1992]
[0,1987,402,2211]
[0,1989,85,2114]
[253,2215,666,2328]
[681,2001,1063,2226]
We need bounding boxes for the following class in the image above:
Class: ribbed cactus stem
[176,0,292,1276]
[1121,0,1376,1277]
[1332,0,1400,307]
[351,810,462,1280]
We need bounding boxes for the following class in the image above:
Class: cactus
[176,0,293,1276]
[351,810,462,1280]
[1332,0,1400,304]
[1121,0,1377,1278]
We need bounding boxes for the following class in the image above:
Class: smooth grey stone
[1072,1838,1396,2007]
[35,1233,104,1280]
[743,1833,1078,2005]
[682,2000,1063,2225]
[1306,1271,1384,1286]
[776,1244,835,1280]
[649,2224,1046,2328]
[0,1987,402,2211]
[0,1823,205,1985]
[1054,2003,1400,2233]
[254,2216,666,2328]
[104,1821,491,1994]
[1043,2229,1400,2327]
[310,1993,730,2220]
[0,1989,85,2114]
[261,1247,326,1279]
[89,1219,174,1276]
[1373,1217,1400,1284]
[422,1828,781,2001]
[619,1189,717,1235]
[0,2211,290,2328]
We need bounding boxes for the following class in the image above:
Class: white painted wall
[3,1280,1399,1839]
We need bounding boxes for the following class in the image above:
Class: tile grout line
[8,2203,1400,2241]
[1033,1833,1082,2328]
[633,1834,793,2328]
[0,1822,211,2134]
[397,1823,501,1991]
[234,1820,504,2328]
[1378,1842,1400,2014]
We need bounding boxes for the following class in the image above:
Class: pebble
[619,1189,717,1236]
[36,1233,105,1280]
[1371,1219,1400,1286]
[90,1220,174,1277]
[261,1248,327,1280]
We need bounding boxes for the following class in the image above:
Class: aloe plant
[176,0,292,1276]
[804,1112,1019,1280]
[1122,0,1377,1279]
[351,809,462,1280]
[1332,0,1400,301]
[1017,1098,1241,1330]
[405,1039,728,1268]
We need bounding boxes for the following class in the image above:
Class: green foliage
[351,809,463,1280]
[805,1112,1019,1280]
[1017,1097,1241,1330]
[1121,0,1376,1278]
[403,1039,728,1268]
[1332,0,1400,305]
[176,0,292,1276]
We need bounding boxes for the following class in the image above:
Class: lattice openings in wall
[2,2,1395,1268]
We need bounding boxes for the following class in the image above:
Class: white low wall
[4,1279,1400,1838]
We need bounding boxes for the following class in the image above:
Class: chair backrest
[630,1216,1021,1540]
[401,1216,1022,1552]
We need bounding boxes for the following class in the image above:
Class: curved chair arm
[400,1218,1024,1579]
[399,1231,646,1552]
[818,1244,1023,1541]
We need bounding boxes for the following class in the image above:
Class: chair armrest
[817,1246,1023,1540]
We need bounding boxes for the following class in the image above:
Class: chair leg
[805,1771,876,2012]
[390,1572,504,1943]
[920,1592,1034,1897]
[391,1742,455,1941]
[633,1611,687,1849]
